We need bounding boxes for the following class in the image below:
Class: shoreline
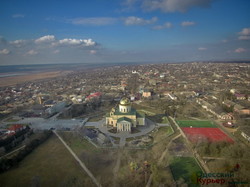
[0,71,72,87]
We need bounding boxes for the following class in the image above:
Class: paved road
[2,114,157,148]
[53,130,102,187]
[1,117,86,130]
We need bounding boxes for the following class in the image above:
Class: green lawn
[158,126,174,135]
[0,134,95,187]
[161,116,169,124]
[177,120,217,128]
[58,132,98,154]
[150,126,174,144]
[170,157,202,186]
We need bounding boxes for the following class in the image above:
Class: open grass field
[170,157,202,187]
[0,134,95,187]
[132,103,162,115]
[152,126,174,143]
[177,120,217,128]
[182,127,234,143]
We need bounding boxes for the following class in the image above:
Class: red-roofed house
[86,92,102,100]
[8,124,25,134]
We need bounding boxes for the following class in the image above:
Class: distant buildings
[45,101,66,115]
[167,93,177,100]
[142,90,151,98]
[86,92,102,100]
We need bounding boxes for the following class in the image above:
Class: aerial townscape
[1,0,250,186]
[0,62,249,186]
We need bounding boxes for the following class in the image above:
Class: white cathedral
[106,98,145,132]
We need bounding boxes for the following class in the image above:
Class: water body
[0,73,27,78]
[0,62,140,76]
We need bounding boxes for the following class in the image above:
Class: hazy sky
[0,0,250,65]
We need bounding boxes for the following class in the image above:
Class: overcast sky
[0,0,250,65]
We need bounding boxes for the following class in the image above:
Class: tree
[127,74,139,94]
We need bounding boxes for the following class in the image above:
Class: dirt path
[158,134,181,163]
[0,145,26,159]
[146,133,181,187]
[112,150,122,187]
[53,130,102,187]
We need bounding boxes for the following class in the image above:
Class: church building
[106,98,145,132]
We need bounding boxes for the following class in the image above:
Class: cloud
[54,38,96,47]
[10,40,26,47]
[124,16,157,25]
[234,48,247,53]
[181,21,195,26]
[238,36,250,40]
[124,0,139,6]
[121,0,140,11]
[68,17,117,26]
[198,47,207,51]
[0,49,10,55]
[53,50,60,54]
[132,0,215,13]
[238,28,250,40]
[153,22,172,30]
[0,35,101,65]
[89,50,97,55]
[34,35,97,49]
[12,14,25,18]
[26,50,38,55]
[239,28,250,35]
[35,35,56,43]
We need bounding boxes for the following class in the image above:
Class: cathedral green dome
[120,98,131,106]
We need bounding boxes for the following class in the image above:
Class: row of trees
[0,126,32,153]
[196,141,250,182]
[0,130,52,173]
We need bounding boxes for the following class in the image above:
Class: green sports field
[177,120,217,128]
[170,157,202,186]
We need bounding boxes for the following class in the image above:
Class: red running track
[181,127,234,143]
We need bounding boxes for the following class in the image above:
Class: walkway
[53,130,102,187]
[112,150,122,187]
